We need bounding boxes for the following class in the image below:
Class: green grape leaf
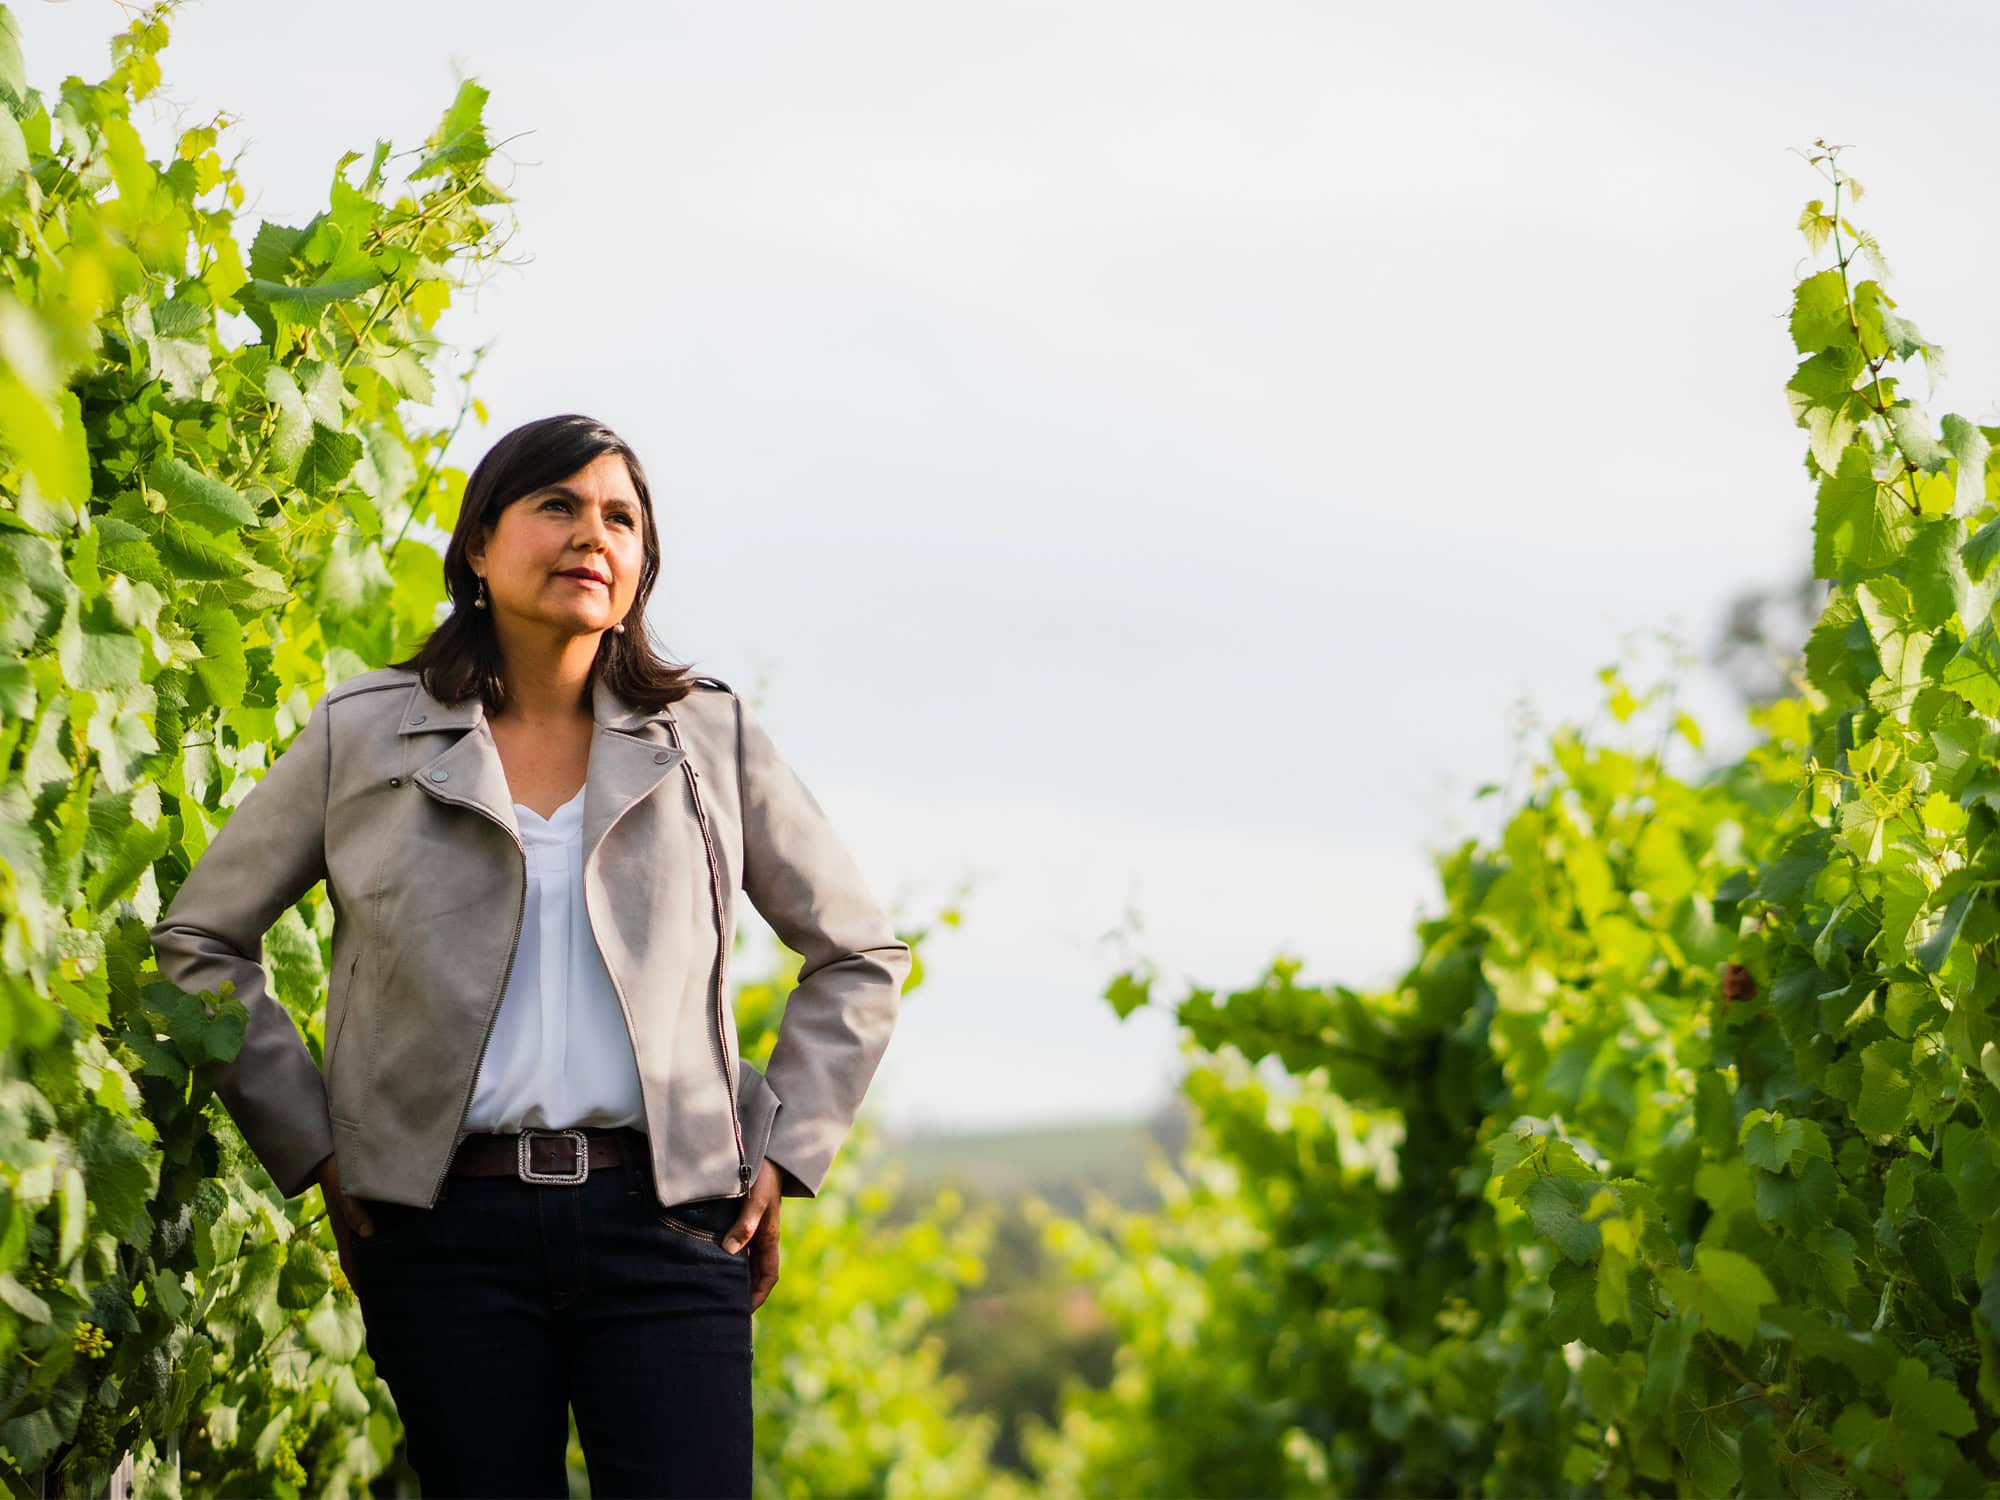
[1858,1038,1916,1137]
[1900,1171,1976,1306]
[304,1300,366,1362]
[277,1238,332,1310]
[1887,1355,1976,1438]
[1943,609,2000,714]
[410,78,493,179]
[1963,515,2000,583]
[1815,447,1914,582]
[1754,1156,1838,1239]
[1664,1246,1776,1349]
[295,421,363,496]
[1890,401,1952,473]
[1744,1110,1832,1172]
[1790,269,1852,354]
[1670,1392,1743,1497]
[150,455,257,530]
[1913,889,1973,975]
[1640,1307,1697,1415]
[1942,414,1991,513]
[1105,970,1151,1019]
[1528,1176,1608,1272]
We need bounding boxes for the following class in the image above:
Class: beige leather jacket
[148,664,910,1210]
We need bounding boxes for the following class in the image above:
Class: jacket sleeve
[733,692,911,1198]
[148,693,337,1200]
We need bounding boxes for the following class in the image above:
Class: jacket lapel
[400,672,688,867]
[580,674,689,871]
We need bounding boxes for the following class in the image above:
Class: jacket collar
[397,671,688,865]
[395,670,668,735]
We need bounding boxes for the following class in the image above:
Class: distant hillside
[878,1094,1193,1215]
[874,1098,1196,1471]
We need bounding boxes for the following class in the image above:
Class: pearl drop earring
[473,575,488,609]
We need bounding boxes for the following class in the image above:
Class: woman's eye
[543,498,635,526]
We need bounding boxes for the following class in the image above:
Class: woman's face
[468,451,648,646]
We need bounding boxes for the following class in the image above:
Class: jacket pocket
[324,949,363,1123]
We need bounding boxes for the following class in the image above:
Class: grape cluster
[270,1430,308,1487]
[70,1398,121,1464]
[73,1322,112,1359]
[1939,1330,1980,1374]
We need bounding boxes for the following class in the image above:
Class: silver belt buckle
[517,1127,590,1185]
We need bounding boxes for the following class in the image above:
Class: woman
[147,413,912,1498]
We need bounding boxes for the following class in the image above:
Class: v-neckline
[513,784,586,826]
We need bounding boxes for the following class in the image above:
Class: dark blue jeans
[349,1152,752,1498]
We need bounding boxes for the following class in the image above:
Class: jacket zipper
[664,716,750,1192]
[577,734,668,1204]
[423,793,527,1210]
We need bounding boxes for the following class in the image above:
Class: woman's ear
[472,510,500,556]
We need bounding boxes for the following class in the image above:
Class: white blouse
[465,782,647,1134]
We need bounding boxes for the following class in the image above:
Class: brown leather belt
[449,1126,647,1184]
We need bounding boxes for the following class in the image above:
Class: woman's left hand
[723,1158,783,1311]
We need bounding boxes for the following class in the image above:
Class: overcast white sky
[22,1,2000,1132]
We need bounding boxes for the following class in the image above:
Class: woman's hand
[316,1153,376,1291]
[723,1159,783,1312]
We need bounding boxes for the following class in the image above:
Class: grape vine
[1033,141,2000,1499]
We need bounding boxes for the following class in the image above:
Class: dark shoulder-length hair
[387,412,702,715]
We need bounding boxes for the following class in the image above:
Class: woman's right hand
[316,1152,376,1290]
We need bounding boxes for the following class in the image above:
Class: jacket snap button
[411,713,427,724]
[654,751,671,763]
[430,769,449,782]
[388,776,401,787]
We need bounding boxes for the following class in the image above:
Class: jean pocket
[654,1194,743,1250]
